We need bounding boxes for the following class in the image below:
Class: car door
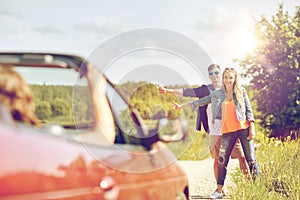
[0,53,189,200]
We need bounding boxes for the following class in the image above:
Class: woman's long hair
[0,66,40,125]
[223,68,244,107]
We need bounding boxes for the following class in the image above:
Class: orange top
[221,100,249,134]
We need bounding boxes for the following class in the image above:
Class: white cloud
[195,5,253,33]
[0,0,298,71]
[73,22,123,36]
[0,10,21,18]
[32,26,63,34]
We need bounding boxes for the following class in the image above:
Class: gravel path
[178,159,239,199]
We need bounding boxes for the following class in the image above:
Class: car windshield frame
[0,52,148,145]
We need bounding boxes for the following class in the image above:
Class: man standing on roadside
[158,64,250,190]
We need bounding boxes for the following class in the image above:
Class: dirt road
[179,159,239,199]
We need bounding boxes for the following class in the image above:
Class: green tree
[51,98,71,117]
[237,5,300,138]
[36,101,52,121]
[72,101,89,122]
[128,83,185,120]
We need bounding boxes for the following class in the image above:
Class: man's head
[207,64,222,85]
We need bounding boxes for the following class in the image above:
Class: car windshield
[14,66,93,134]
[105,82,139,139]
[12,65,141,143]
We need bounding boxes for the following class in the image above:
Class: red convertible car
[0,52,189,200]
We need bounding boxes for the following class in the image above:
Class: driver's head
[0,66,40,125]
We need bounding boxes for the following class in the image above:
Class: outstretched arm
[158,85,184,96]
[86,64,116,144]
[172,101,190,110]
[173,94,212,110]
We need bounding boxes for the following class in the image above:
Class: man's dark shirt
[183,84,214,133]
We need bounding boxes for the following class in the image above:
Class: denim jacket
[188,87,255,123]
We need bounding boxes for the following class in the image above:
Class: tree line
[31,82,197,127]
[117,81,197,120]
[31,84,93,125]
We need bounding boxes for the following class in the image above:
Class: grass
[169,121,300,200]
[229,136,300,200]
[165,124,210,160]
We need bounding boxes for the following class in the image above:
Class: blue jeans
[217,128,259,186]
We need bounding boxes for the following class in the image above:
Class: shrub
[230,136,300,200]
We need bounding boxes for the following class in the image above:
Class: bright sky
[0,0,298,85]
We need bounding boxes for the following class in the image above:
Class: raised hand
[157,85,167,94]
[172,101,182,110]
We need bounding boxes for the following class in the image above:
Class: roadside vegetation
[174,5,300,200]
[228,5,300,199]
[229,136,300,200]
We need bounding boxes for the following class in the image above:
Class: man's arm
[173,94,212,110]
[158,85,184,96]
[158,85,210,101]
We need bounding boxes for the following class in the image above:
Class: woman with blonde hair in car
[0,64,115,144]
[0,66,40,126]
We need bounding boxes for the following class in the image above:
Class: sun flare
[236,30,257,56]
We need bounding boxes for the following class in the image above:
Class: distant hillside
[116,81,199,120]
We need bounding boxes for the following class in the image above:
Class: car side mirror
[138,118,189,150]
[157,118,188,142]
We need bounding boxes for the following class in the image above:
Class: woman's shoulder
[212,88,224,94]
[211,88,225,98]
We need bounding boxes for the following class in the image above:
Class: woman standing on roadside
[173,68,259,199]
